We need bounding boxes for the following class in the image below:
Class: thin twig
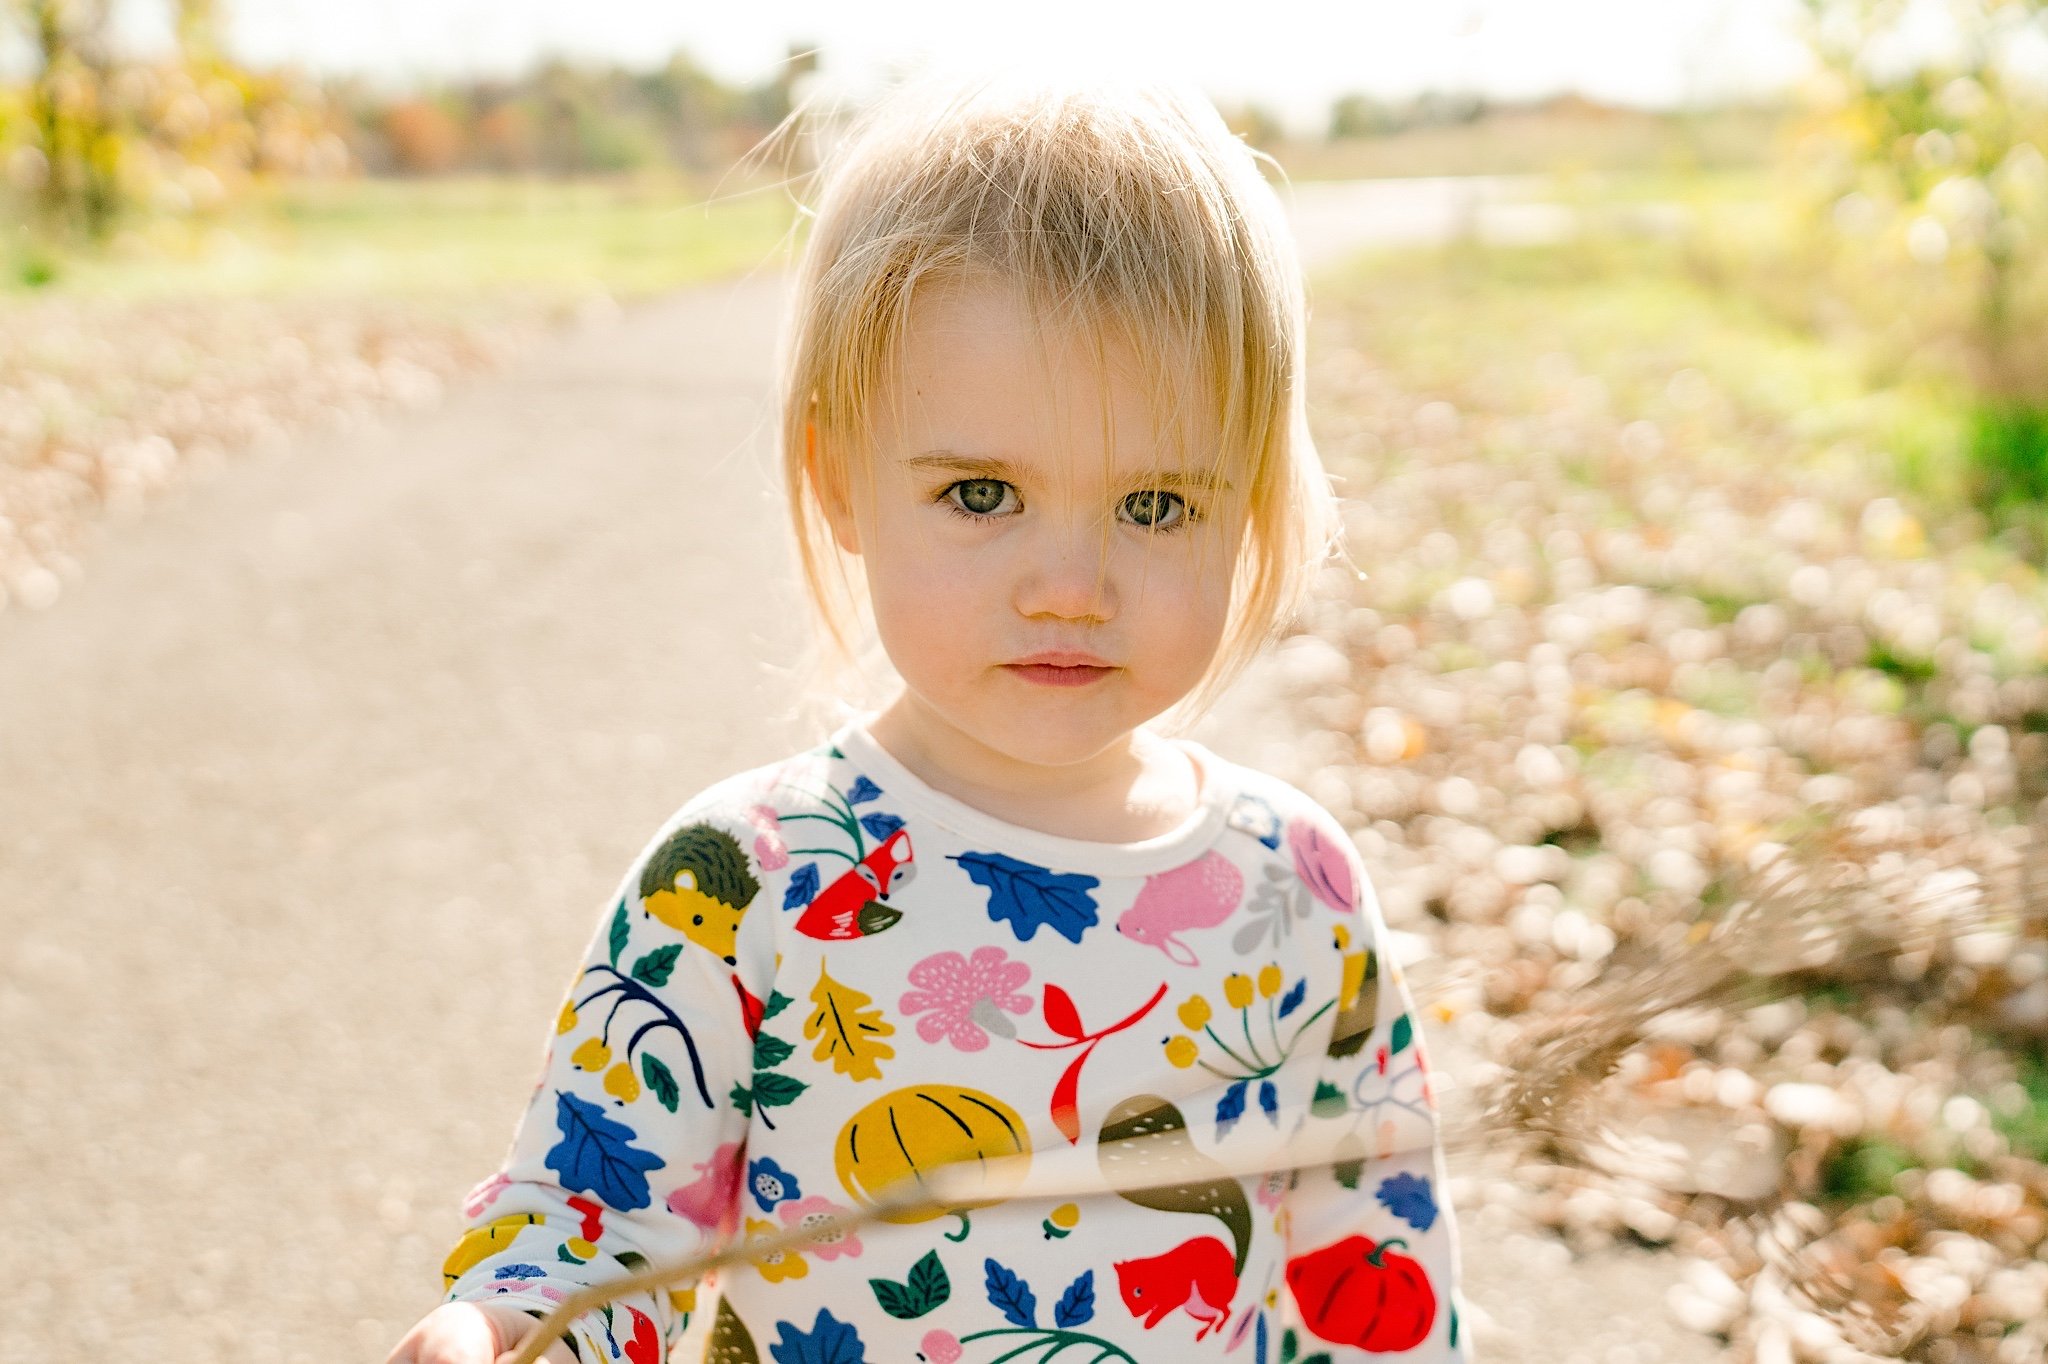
[499,816,2048,1364]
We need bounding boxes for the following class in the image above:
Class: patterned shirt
[438,710,1471,1362]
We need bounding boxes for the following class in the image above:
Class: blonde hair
[754,69,1345,742]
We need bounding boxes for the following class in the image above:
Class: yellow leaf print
[803,961,896,1081]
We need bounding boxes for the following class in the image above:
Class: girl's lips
[1003,663,1114,687]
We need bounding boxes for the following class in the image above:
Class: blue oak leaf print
[544,1091,665,1210]
[783,861,820,911]
[1276,978,1307,1019]
[768,1307,868,1364]
[1215,1078,1250,1138]
[1376,1171,1438,1231]
[748,1155,802,1212]
[846,775,881,805]
[857,810,904,842]
[1258,1078,1279,1123]
[983,1257,1038,1328]
[1054,1269,1096,1327]
[950,851,1100,944]
[493,1264,546,1280]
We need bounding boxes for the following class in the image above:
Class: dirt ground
[0,249,1729,1362]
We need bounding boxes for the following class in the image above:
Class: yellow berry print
[604,1061,640,1103]
[555,1000,577,1035]
[571,1037,611,1072]
[1169,962,1336,1136]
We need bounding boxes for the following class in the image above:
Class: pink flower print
[462,1171,510,1219]
[899,946,1032,1051]
[1287,816,1356,914]
[776,1194,863,1260]
[666,1141,744,1231]
[919,1329,963,1364]
[1253,1168,1288,1211]
[747,804,789,870]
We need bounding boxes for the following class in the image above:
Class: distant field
[0,105,1783,303]
[1263,103,1786,183]
[0,168,805,302]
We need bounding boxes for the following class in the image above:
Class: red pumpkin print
[1285,1234,1435,1352]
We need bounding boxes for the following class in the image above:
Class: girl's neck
[862,696,1202,843]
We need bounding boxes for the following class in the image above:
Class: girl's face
[819,275,1247,783]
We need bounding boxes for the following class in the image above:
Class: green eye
[1124,490,1188,530]
[934,480,1204,533]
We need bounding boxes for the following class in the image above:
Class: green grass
[1,170,802,303]
[1317,230,1876,441]
[1817,1134,1919,1203]
[1990,1050,2048,1164]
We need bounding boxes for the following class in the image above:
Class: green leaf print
[869,1279,922,1319]
[760,990,794,1021]
[752,1032,796,1069]
[631,944,682,987]
[608,903,629,968]
[641,1053,680,1112]
[1391,1013,1413,1054]
[750,1071,808,1108]
[1310,1080,1346,1118]
[908,1250,950,1308]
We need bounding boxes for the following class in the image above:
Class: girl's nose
[1012,527,1117,621]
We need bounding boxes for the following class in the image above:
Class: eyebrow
[903,450,1235,492]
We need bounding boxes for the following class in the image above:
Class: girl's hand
[384,1300,580,1364]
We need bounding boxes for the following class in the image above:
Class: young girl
[388,70,1470,1364]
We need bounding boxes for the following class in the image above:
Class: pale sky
[73,0,1815,133]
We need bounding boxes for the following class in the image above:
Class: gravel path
[0,243,1728,1362]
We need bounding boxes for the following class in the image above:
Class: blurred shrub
[1769,0,2048,537]
[382,98,468,175]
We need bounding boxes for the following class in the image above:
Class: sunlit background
[4,3,2048,1363]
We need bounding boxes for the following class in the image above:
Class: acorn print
[1097,1094,1252,1274]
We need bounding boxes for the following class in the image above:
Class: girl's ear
[807,416,862,557]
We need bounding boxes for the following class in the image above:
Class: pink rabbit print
[1115,850,1243,967]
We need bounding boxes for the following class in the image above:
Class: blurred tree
[473,98,539,173]
[1219,99,1284,151]
[1785,0,2048,521]
[10,0,127,239]
[384,96,467,175]
[1329,92,1404,139]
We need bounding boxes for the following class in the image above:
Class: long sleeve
[438,793,779,1363]
[1280,831,1472,1363]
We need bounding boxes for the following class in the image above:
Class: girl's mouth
[1002,664,1114,687]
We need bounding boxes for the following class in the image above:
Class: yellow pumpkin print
[834,1084,1031,1223]
[440,1212,543,1287]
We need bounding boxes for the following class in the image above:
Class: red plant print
[1019,980,1168,1143]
